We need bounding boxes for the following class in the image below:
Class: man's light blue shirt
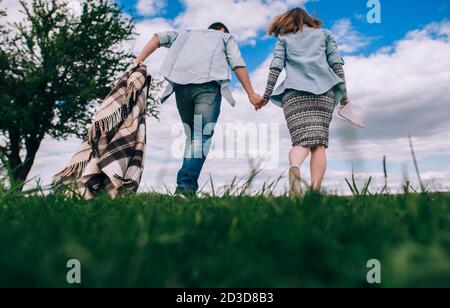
[156,29,247,106]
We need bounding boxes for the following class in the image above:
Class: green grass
[0,191,449,288]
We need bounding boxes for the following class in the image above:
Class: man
[134,22,262,197]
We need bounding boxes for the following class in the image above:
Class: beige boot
[289,166,302,197]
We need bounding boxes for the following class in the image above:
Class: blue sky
[2,0,448,194]
[115,0,450,194]
[117,0,450,70]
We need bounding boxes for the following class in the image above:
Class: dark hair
[208,22,230,33]
[268,7,322,37]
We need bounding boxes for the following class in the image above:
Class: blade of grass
[409,136,425,193]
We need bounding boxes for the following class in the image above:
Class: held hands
[248,93,268,111]
[256,98,268,110]
[248,93,263,110]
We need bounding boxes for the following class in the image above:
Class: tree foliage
[0,0,136,184]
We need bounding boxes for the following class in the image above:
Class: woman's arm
[258,38,286,109]
[260,68,282,109]
[331,63,349,105]
[325,30,344,67]
[325,30,349,105]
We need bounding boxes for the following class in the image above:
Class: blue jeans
[174,82,222,193]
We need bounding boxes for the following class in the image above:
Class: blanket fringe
[87,105,129,145]
[86,81,142,148]
[52,160,88,186]
[52,65,150,198]
[127,82,139,102]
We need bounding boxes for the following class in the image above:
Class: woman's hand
[257,98,269,110]
[340,97,349,106]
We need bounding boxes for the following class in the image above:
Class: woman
[260,7,349,196]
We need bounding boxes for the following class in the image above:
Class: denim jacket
[156,29,246,106]
[269,27,346,107]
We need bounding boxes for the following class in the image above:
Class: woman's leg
[310,145,327,191]
[288,146,310,196]
[289,146,310,167]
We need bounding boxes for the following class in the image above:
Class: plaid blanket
[53,65,151,199]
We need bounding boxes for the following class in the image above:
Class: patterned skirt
[283,89,335,148]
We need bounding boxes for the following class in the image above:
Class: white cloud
[136,0,166,17]
[128,18,174,76]
[331,18,372,54]
[406,20,450,40]
[16,3,450,195]
[174,0,309,43]
[341,20,450,139]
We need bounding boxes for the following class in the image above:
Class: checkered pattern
[53,65,151,199]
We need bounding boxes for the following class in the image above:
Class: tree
[0,0,135,186]
[0,1,5,32]
[0,1,8,74]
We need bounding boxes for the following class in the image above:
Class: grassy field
[0,190,449,288]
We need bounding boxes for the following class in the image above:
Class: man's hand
[249,93,263,110]
[340,97,349,106]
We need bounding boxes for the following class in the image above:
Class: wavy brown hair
[268,7,322,37]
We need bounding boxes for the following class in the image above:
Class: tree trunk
[7,129,23,183]
[6,129,43,190]
[21,136,43,182]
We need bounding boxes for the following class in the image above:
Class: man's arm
[225,36,262,108]
[133,35,160,66]
[133,31,178,66]
[234,67,261,107]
